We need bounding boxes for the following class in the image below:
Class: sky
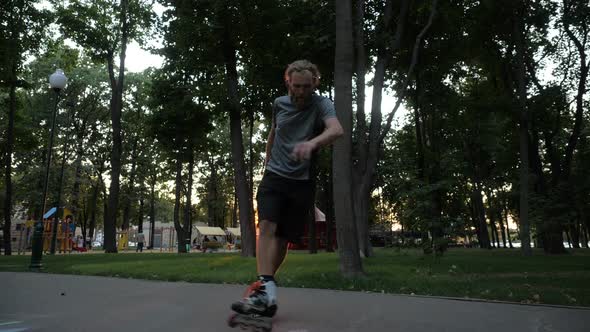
[124,43,410,129]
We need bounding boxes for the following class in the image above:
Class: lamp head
[49,69,68,91]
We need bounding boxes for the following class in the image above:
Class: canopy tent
[225,227,241,238]
[192,226,227,246]
[314,206,326,222]
[194,226,226,236]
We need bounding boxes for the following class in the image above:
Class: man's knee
[258,220,277,237]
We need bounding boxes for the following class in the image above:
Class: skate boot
[231,279,278,317]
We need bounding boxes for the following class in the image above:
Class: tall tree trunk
[232,191,238,228]
[138,195,144,234]
[334,0,363,277]
[502,194,514,248]
[183,146,195,250]
[104,0,130,253]
[514,2,532,256]
[70,118,87,233]
[248,108,255,214]
[207,153,218,227]
[50,141,69,253]
[489,219,497,248]
[88,183,99,249]
[498,209,508,248]
[221,4,255,257]
[3,66,17,256]
[471,183,491,249]
[149,174,156,248]
[173,153,187,253]
[469,200,482,246]
[414,78,426,183]
[426,106,444,251]
[80,196,88,248]
[121,139,138,231]
[350,0,373,259]
[325,157,335,252]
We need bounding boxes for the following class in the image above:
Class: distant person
[76,236,86,252]
[136,231,145,253]
[202,235,210,253]
[66,215,75,233]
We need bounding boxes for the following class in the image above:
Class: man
[231,60,343,317]
[136,231,145,253]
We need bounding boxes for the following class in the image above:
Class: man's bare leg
[232,219,285,316]
[257,220,289,276]
[272,238,288,275]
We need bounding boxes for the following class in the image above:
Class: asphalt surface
[1,272,589,332]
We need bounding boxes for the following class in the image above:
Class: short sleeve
[272,98,280,126]
[319,97,336,121]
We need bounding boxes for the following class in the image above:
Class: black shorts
[256,171,315,243]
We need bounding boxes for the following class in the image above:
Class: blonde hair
[284,60,320,88]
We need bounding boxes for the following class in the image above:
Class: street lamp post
[30,69,67,269]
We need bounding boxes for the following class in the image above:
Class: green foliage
[147,72,212,157]
[51,0,156,62]
[0,0,52,84]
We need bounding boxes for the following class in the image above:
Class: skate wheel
[227,313,238,328]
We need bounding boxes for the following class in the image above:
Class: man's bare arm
[264,121,276,166]
[309,117,344,148]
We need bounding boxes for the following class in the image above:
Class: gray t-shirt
[266,94,337,180]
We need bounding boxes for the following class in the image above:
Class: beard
[290,94,311,110]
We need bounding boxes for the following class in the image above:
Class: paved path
[1,272,588,332]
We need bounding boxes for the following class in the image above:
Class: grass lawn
[1,247,589,307]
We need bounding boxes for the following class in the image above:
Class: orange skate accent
[243,280,263,298]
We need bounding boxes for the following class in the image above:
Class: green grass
[1,248,589,307]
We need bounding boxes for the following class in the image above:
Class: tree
[61,59,110,244]
[351,0,438,257]
[512,0,533,256]
[148,71,211,253]
[0,0,50,255]
[333,0,363,277]
[220,1,257,257]
[53,0,155,252]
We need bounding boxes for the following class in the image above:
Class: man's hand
[291,141,317,161]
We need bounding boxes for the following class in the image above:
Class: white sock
[263,280,277,304]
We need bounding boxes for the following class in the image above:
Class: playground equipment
[117,230,129,251]
[41,219,75,253]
